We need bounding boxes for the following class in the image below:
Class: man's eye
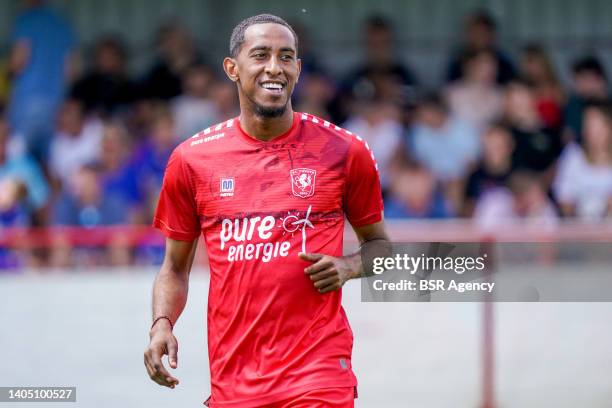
[252,53,266,59]
[281,55,294,61]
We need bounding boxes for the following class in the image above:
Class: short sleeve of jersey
[153,145,201,241]
[343,137,384,226]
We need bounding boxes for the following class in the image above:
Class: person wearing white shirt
[554,104,612,220]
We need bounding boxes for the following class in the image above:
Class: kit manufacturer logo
[220,178,234,197]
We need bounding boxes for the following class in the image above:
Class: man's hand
[299,252,360,294]
[144,320,180,388]
[145,238,196,388]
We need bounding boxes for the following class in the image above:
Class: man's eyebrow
[248,46,271,53]
[247,45,296,53]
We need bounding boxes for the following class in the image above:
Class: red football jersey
[154,112,383,407]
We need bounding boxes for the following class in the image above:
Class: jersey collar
[236,112,301,146]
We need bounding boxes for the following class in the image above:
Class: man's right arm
[144,237,197,388]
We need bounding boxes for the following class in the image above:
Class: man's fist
[298,252,359,293]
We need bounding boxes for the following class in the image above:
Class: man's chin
[254,103,288,119]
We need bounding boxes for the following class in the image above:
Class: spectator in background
[332,14,417,123]
[474,171,558,228]
[0,177,28,228]
[504,79,562,184]
[53,163,126,226]
[343,99,403,195]
[520,44,564,130]
[142,21,201,100]
[445,49,503,131]
[126,98,158,142]
[8,0,76,163]
[384,159,450,219]
[70,35,139,116]
[288,20,325,77]
[462,122,514,216]
[51,163,129,266]
[0,178,28,269]
[446,10,515,85]
[294,71,336,120]
[49,99,104,188]
[554,103,612,220]
[0,174,29,269]
[171,64,218,140]
[1,112,50,269]
[131,103,177,220]
[290,21,335,119]
[210,81,240,120]
[96,122,143,223]
[563,56,610,144]
[0,115,48,226]
[409,93,480,210]
[0,54,12,110]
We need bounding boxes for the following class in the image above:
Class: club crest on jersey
[290,168,316,198]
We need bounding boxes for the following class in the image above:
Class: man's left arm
[300,133,388,293]
[299,221,389,293]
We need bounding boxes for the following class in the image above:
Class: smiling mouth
[260,82,285,94]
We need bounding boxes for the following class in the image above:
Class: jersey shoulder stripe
[299,112,379,171]
[190,118,235,138]
[184,118,236,148]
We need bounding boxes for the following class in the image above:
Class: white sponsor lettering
[191,132,225,146]
[219,208,311,262]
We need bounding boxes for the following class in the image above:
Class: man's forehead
[243,23,296,51]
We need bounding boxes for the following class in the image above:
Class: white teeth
[262,83,283,90]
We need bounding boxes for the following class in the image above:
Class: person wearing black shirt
[463,122,514,216]
[70,36,140,116]
[504,80,562,183]
[446,10,516,85]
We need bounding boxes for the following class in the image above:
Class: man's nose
[265,56,282,76]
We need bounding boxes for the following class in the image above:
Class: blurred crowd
[1,2,612,266]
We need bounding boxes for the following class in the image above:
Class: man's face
[504,84,536,123]
[95,45,124,75]
[57,100,84,136]
[73,168,101,205]
[417,104,446,129]
[483,127,513,165]
[227,23,300,118]
[574,72,607,98]
[467,23,494,50]
[365,26,392,63]
[583,108,611,151]
[466,53,497,84]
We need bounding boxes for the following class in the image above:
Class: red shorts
[266,386,356,408]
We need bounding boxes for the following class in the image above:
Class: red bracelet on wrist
[151,316,174,331]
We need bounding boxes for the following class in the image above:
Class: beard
[253,102,287,118]
[244,90,290,119]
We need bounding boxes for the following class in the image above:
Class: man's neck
[239,108,294,142]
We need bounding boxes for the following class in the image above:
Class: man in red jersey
[144,14,389,407]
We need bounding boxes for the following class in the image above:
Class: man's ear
[223,57,239,82]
